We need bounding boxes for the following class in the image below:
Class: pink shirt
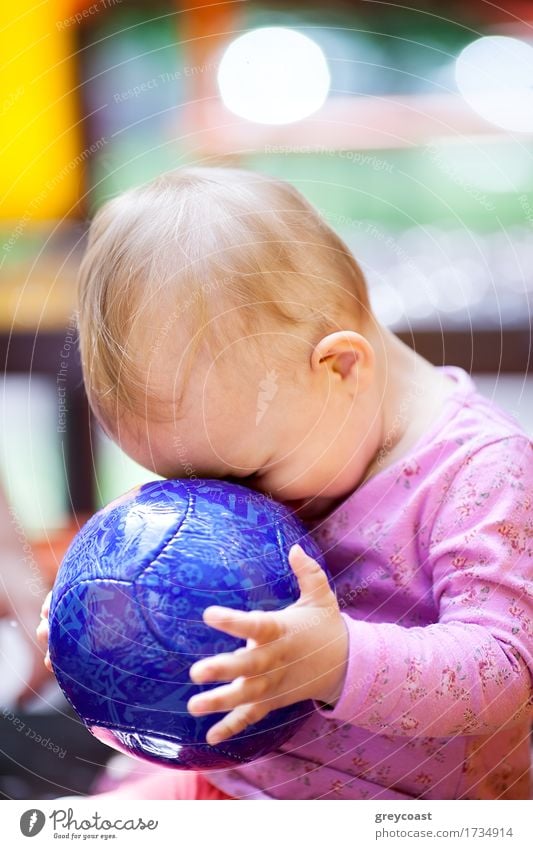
[207,367,533,800]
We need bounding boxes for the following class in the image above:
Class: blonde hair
[78,166,370,430]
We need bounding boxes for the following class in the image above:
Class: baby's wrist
[317,671,344,709]
[314,614,349,706]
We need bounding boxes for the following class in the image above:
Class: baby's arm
[315,436,533,737]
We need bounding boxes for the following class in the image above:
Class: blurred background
[0,0,532,797]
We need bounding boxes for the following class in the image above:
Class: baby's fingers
[40,591,52,620]
[288,544,331,603]
[36,613,52,671]
[202,606,282,645]
[36,616,49,647]
[188,675,269,718]
[190,643,276,684]
[204,702,271,746]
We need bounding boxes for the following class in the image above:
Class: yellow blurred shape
[0,1,82,219]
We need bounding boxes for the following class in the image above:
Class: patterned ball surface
[49,478,329,770]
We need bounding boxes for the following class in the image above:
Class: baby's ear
[328,349,358,379]
[312,331,366,378]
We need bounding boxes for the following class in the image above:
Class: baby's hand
[187,544,348,745]
[36,591,52,673]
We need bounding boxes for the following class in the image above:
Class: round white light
[217,27,330,125]
[455,36,533,132]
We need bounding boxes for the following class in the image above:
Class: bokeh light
[217,27,330,124]
[455,36,533,132]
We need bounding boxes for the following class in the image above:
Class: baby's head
[78,166,386,511]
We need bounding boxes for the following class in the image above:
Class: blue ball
[49,478,329,770]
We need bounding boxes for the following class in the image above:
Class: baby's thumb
[288,543,330,603]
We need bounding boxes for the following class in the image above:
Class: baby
[39,167,533,800]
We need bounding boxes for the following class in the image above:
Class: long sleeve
[313,436,533,737]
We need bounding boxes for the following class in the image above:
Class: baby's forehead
[109,393,265,482]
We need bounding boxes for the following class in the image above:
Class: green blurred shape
[244,142,533,231]
[0,377,67,535]
[95,429,161,508]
